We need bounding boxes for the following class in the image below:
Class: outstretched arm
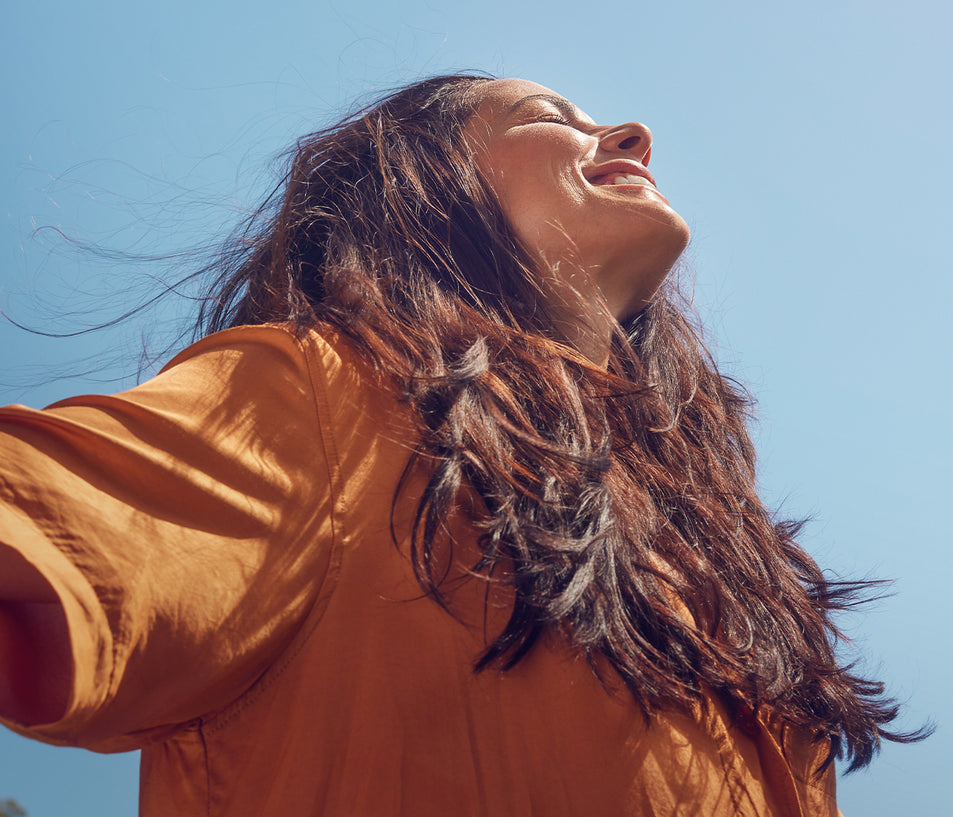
[0,325,336,751]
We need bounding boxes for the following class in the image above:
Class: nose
[598,122,653,165]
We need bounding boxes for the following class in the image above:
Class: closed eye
[510,94,590,131]
[536,113,572,126]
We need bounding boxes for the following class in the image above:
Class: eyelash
[537,113,572,126]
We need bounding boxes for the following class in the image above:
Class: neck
[537,263,618,368]
[550,310,613,368]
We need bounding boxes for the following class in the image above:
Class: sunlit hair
[197,73,924,770]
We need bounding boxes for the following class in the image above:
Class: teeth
[611,173,652,187]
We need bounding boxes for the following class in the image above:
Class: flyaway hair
[195,73,928,771]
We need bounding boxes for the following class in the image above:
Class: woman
[0,74,921,815]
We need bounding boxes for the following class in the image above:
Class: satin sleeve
[0,325,336,752]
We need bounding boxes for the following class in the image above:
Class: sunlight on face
[465,79,690,328]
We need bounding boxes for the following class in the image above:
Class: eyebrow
[508,93,581,121]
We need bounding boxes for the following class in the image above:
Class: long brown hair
[196,73,925,770]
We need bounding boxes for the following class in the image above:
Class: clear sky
[1,0,950,814]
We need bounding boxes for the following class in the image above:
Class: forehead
[467,78,594,127]
[472,78,562,109]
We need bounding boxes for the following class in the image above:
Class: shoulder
[159,323,374,388]
[157,322,410,455]
[158,322,345,373]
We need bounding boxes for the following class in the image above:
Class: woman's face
[464,79,690,325]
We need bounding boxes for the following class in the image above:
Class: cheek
[472,126,593,260]
[487,160,585,252]
[505,186,589,266]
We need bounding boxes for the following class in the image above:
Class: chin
[603,222,690,322]
[656,203,692,254]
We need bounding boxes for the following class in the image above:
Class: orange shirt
[0,325,840,816]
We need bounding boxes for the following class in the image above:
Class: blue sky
[2,1,950,814]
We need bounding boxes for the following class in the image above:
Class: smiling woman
[0,73,925,817]
[465,78,690,357]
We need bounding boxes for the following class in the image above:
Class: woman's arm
[0,543,70,725]
[0,325,336,749]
